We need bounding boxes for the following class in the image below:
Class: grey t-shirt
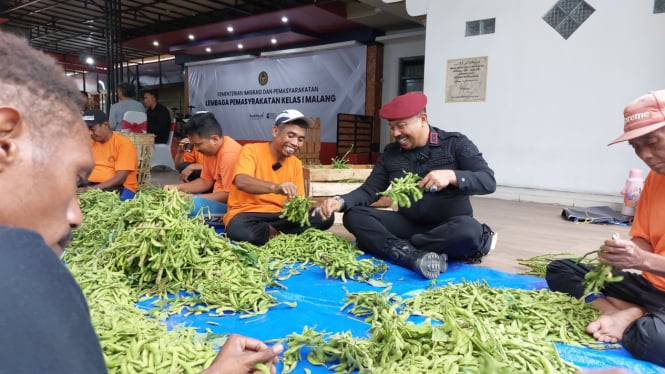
[108,98,145,131]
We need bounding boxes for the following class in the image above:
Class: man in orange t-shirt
[77,110,137,200]
[174,136,205,183]
[223,109,334,245]
[164,112,241,218]
[546,90,665,366]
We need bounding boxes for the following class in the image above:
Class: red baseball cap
[379,92,427,121]
[609,90,665,145]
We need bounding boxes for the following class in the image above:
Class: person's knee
[315,215,335,231]
[225,219,267,246]
[227,230,265,246]
[545,259,565,279]
[342,206,372,230]
[545,259,575,292]
[443,216,481,243]
[623,314,665,366]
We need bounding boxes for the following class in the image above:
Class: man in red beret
[546,90,665,366]
[318,92,497,279]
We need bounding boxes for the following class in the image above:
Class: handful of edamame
[377,171,424,208]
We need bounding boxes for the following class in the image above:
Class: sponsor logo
[249,113,265,120]
[266,112,277,119]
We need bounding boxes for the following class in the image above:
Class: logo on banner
[258,71,268,86]
[249,112,265,120]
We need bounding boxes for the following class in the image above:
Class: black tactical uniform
[339,126,496,267]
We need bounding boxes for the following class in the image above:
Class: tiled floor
[149,167,180,187]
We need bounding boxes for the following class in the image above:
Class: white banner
[188,45,367,142]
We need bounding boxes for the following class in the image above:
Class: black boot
[385,240,445,279]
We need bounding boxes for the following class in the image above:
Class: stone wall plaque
[445,56,488,103]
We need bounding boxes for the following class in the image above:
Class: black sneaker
[414,252,441,279]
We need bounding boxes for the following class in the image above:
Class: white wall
[379,31,426,149]
[423,0,665,198]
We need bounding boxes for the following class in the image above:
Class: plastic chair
[151,120,176,170]
[121,111,147,133]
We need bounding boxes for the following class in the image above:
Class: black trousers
[225,210,334,246]
[342,206,491,261]
[546,259,665,366]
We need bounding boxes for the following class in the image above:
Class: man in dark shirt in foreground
[319,92,497,279]
[0,30,281,374]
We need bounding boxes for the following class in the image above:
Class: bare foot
[586,307,643,343]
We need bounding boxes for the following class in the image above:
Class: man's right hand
[273,182,298,199]
[200,334,284,374]
[318,197,342,219]
[178,137,191,153]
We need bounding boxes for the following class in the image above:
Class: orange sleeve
[182,151,196,163]
[182,148,205,164]
[629,174,651,241]
[115,136,137,172]
[631,172,665,291]
[212,137,241,193]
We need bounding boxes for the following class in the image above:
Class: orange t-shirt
[200,136,242,193]
[630,171,665,291]
[183,147,205,164]
[223,142,305,226]
[89,132,138,192]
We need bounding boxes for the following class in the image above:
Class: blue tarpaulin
[137,261,665,374]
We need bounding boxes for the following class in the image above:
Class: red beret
[379,92,427,120]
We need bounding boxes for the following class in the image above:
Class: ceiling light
[281,16,288,23]
[205,47,211,53]
[85,57,94,65]
[227,26,234,32]
[237,43,243,49]
[153,41,159,47]
[188,34,195,40]
[271,38,277,44]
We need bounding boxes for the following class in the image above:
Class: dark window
[655,0,665,14]
[466,18,496,37]
[399,56,424,95]
[543,0,595,39]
